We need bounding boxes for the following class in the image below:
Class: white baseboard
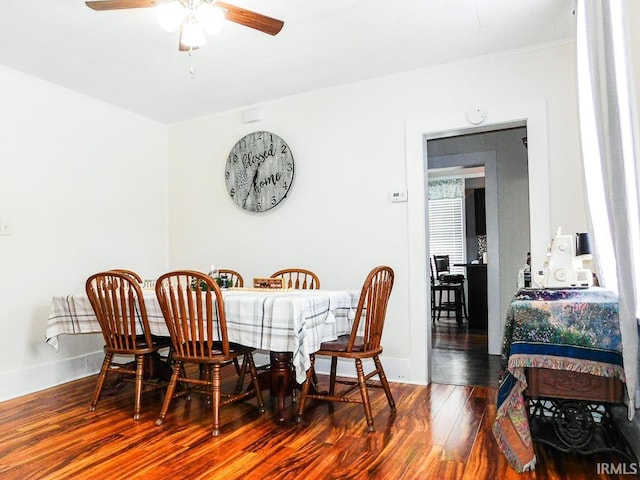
[1,351,425,404]
[0,351,103,402]
[254,351,424,385]
[313,355,424,385]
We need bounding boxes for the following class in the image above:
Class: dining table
[46,286,360,422]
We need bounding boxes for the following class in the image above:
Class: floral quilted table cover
[493,287,625,472]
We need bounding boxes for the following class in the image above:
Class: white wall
[0,41,588,400]
[0,67,169,401]
[167,42,587,384]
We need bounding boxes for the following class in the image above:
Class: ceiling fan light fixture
[196,3,225,35]
[180,16,206,48]
[156,0,186,32]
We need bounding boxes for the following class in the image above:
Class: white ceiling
[0,0,576,124]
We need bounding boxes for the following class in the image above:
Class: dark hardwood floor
[431,315,501,388]
[0,364,629,479]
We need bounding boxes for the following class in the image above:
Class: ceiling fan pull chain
[188,49,196,76]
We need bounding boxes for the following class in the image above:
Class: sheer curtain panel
[577,0,640,418]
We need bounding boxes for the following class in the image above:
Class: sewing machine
[541,228,593,288]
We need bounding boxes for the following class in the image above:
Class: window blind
[428,197,466,276]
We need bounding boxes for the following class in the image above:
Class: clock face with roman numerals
[224,131,294,212]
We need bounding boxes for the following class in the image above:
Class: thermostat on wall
[390,191,408,203]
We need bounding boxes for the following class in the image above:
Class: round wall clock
[224,131,295,212]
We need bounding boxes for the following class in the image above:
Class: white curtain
[577,0,640,418]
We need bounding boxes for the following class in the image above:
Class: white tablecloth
[46,288,360,383]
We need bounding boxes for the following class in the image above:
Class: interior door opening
[427,126,530,386]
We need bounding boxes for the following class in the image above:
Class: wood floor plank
[392,383,457,433]
[428,385,474,445]
[441,395,487,462]
[0,368,628,479]
[462,402,515,480]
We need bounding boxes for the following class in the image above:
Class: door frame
[404,100,550,384]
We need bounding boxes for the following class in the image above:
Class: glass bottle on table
[208,264,218,280]
[207,264,229,288]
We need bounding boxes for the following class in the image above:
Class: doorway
[426,127,530,386]
[403,100,549,387]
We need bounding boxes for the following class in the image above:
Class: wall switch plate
[390,191,408,203]
[0,219,11,236]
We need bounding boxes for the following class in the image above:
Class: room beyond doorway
[404,100,549,387]
[426,126,530,387]
[427,165,488,336]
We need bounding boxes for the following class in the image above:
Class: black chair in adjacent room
[431,256,467,326]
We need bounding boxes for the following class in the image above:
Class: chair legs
[437,288,445,322]
[373,355,396,412]
[155,362,181,428]
[89,353,112,413]
[232,357,241,375]
[133,354,145,420]
[211,364,222,437]
[433,283,467,325]
[90,352,156,421]
[295,355,315,420]
[296,354,396,432]
[356,356,397,432]
[233,355,249,394]
[355,358,374,432]
[329,356,338,395]
[156,353,265,437]
[246,354,266,415]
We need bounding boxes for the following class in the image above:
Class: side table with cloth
[47,288,359,421]
[493,287,627,472]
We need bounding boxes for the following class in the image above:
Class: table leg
[269,352,294,423]
[250,351,319,424]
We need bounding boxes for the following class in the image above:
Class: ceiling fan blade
[85,0,157,11]
[86,0,284,36]
[217,2,284,36]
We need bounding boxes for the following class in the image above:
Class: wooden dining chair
[295,265,396,432]
[154,270,265,436]
[218,269,244,287]
[270,268,320,289]
[108,269,143,284]
[109,269,172,358]
[85,271,171,420]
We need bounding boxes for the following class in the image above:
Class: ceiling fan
[85,0,284,51]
